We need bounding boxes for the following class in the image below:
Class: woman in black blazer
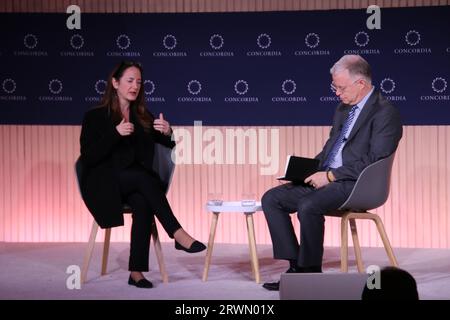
[79,61,206,288]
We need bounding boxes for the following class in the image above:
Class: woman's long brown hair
[99,61,153,130]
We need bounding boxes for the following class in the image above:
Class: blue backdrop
[1,6,449,125]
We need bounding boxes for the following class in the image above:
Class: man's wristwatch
[326,170,335,182]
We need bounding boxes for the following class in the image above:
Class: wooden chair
[325,152,399,273]
[76,144,174,283]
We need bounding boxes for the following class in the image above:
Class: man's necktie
[322,105,359,170]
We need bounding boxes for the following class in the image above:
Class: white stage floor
[0,242,449,300]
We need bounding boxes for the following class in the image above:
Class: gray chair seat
[325,152,399,273]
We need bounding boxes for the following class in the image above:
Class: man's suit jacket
[79,106,175,228]
[315,90,403,182]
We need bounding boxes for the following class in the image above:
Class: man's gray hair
[330,55,372,83]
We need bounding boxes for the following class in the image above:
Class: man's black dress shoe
[262,281,280,291]
[175,240,207,253]
[262,266,322,291]
[262,267,298,291]
[128,275,153,288]
[300,266,322,273]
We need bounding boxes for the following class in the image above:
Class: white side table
[202,201,262,283]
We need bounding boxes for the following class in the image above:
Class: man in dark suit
[262,55,403,291]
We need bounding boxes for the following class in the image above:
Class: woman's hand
[116,118,134,136]
[153,113,172,136]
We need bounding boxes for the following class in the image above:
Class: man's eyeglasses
[331,79,362,93]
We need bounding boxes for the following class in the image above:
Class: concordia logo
[14,33,48,56]
[344,30,380,55]
[224,80,259,103]
[272,79,307,102]
[420,77,449,101]
[199,34,234,57]
[0,78,27,101]
[319,83,340,102]
[144,80,165,103]
[107,34,141,57]
[84,79,106,103]
[295,32,330,56]
[380,77,406,101]
[61,34,94,57]
[394,30,432,54]
[246,33,281,57]
[39,78,73,102]
[2,78,16,94]
[178,80,212,103]
[153,34,188,57]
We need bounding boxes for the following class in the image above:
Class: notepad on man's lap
[277,156,320,183]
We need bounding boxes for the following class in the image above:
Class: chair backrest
[74,143,175,196]
[75,156,84,197]
[152,143,176,194]
[338,152,396,211]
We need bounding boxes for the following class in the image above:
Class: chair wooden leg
[101,228,111,275]
[340,214,349,272]
[349,219,364,273]
[81,221,99,284]
[202,212,219,282]
[246,218,256,279]
[373,215,399,267]
[151,222,169,283]
[245,213,260,284]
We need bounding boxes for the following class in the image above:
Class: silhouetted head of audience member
[362,266,419,300]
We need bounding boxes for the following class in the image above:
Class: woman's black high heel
[175,240,206,253]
